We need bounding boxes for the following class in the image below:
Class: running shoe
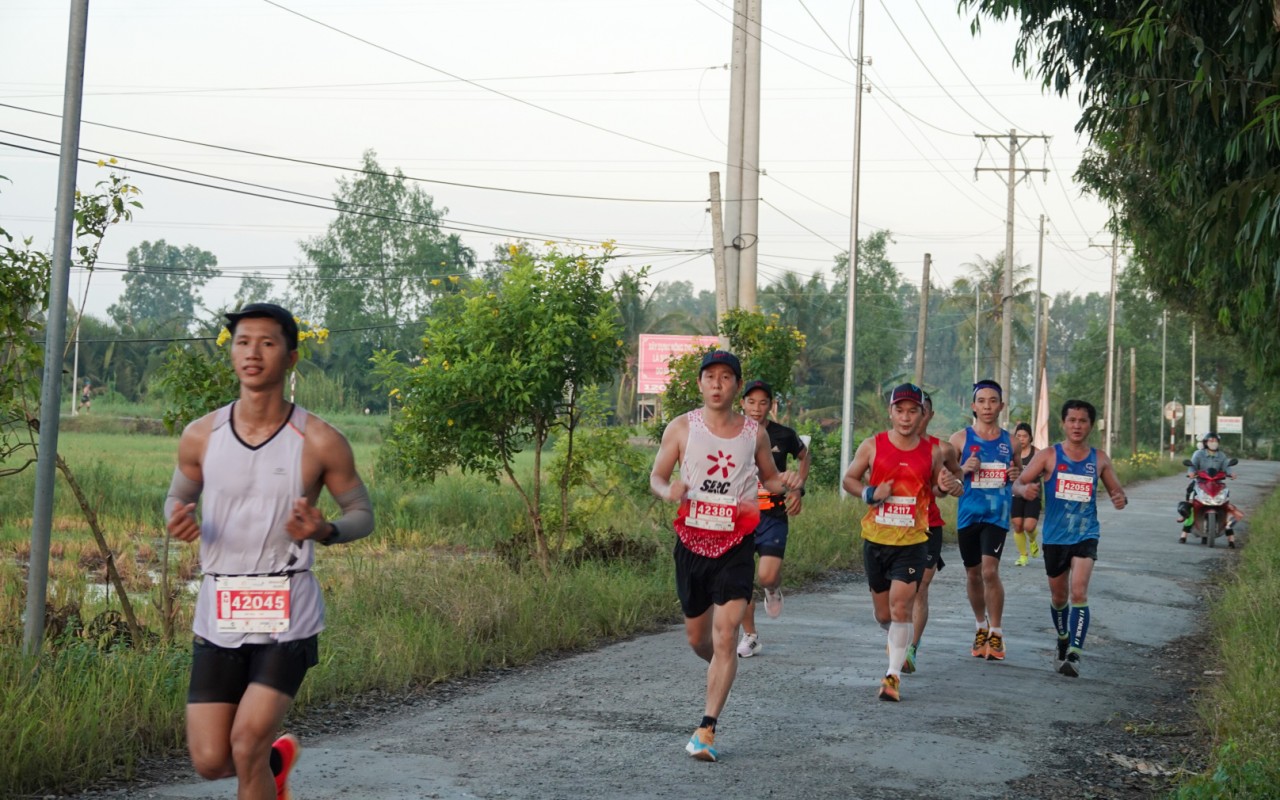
[736,632,760,658]
[763,587,784,618]
[1015,554,1029,567]
[1056,637,1069,663]
[986,631,1006,661]
[272,734,301,800]
[878,673,901,702]
[1058,651,1081,678]
[901,644,917,675]
[1030,540,1041,558]
[686,726,718,762]
[971,628,989,658]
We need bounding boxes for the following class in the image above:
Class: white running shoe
[763,587,784,618]
[737,632,761,658]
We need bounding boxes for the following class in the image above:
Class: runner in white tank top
[650,350,800,763]
[164,304,373,800]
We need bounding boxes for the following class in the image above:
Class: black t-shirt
[759,421,806,519]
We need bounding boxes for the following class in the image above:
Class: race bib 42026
[215,575,291,634]
[971,462,1008,490]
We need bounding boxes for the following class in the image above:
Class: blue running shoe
[685,727,718,762]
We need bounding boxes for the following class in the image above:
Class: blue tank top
[957,426,1014,529]
[1041,444,1100,544]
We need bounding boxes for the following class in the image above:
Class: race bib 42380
[685,490,738,532]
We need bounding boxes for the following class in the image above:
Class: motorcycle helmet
[1203,432,1220,451]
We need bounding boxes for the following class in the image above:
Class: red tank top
[859,431,933,546]
[927,435,944,528]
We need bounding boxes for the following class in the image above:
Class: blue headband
[973,380,1003,400]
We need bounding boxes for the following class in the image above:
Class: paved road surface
[111,461,1280,799]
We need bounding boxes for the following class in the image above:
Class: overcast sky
[1,0,1122,324]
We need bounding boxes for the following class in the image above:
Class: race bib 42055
[1055,474,1094,503]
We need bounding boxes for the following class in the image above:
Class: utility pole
[1032,214,1046,432]
[974,129,1049,425]
[1129,347,1137,455]
[26,0,90,656]
[839,0,869,496]
[723,0,762,310]
[709,172,730,341]
[972,284,979,385]
[1190,322,1197,444]
[1103,234,1118,457]
[1160,309,1167,458]
[914,253,930,385]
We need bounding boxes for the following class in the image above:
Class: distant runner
[844,383,959,701]
[1011,422,1042,566]
[650,351,800,761]
[736,378,810,659]
[1013,399,1127,677]
[165,303,375,799]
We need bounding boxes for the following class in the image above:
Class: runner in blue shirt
[1012,399,1127,678]
[948,379,1021,661]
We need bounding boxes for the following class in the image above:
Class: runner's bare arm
[785,437,812,515]
[1097,451,1128,509]
[949,430,979,475]
[1008,446,1023,482]
[932,445,962,497]
[842,437,889,502]
[287,419,373,544]
[165,414,212,543]
[1012,449,1050,500]
[650,416,689,502]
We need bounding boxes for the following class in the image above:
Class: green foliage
[153,342,238,433]
[649,307,806,439]
[107,240,218,329]
[374,243,626,566]
[294,149,477,407]
[959,0,1280,375]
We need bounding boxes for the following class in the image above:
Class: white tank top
[192,403,324,646]
[674,409,761,556]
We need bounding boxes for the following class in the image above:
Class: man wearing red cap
[843,383,960,701]
[651,350,801,761]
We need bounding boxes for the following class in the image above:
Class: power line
[261,0,720,164]
[0,103,713,204]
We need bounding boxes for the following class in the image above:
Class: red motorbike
[1182,458,1238,547]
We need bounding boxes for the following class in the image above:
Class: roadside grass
[1170,488,1280,798]
[1114,451,1187,485]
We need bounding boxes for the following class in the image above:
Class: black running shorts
[957,522,1009,568]
[188,634,319,704]
[862,540,928,594]
[1011,494,1042,520]
[924,525,945,573]
[673,533,755,618]
[1042,539,1099,579]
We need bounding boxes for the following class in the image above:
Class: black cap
[742,379,773,400]
[224,303,299,351]
[889,382,925,407]
[700,350,742,381]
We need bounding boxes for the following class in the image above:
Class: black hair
[1014,422,1032,436]
[1060,399,1097,423]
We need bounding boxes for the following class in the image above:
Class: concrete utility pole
[26,0,90,656]
[914,253,930,385]
[1190,322,1197,443]
[1031,214,1046,430]
[1130,347,1137,455]
[838,0,869,496]
[1103,233,1118,457]
[1160,309,1167,456]
[709,172,730,340]
[974,129,1049,424]
[972,284,980,385]
[723,0,762,310]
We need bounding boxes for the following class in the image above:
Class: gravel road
[87,461,1280,800]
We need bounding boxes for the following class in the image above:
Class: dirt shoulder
[77,462,1280,800]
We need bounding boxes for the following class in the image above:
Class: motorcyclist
[1178,432,1242,547]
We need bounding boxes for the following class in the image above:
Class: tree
[107,240,219,329]
[959,0,1280,375]
[294,149,476,407]
[373,243,624,575]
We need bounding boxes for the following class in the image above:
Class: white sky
[0,0,1121,323]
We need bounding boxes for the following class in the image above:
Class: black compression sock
[269,746,282,776]
[699,715,717,732]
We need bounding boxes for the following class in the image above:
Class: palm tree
[948,252,1039,400]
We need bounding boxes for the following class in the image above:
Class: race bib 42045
[215,575,291,634]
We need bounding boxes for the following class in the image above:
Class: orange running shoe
[971,628,989,658]
[878,673,901,702]
[685,726,718,762]
[986,631,1006,661]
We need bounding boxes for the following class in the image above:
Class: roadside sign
[1163,401,1184,421]
[637,334,718,394]
[1217,415,1243,435]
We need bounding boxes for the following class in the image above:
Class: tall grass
[1171,488,1280,798]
